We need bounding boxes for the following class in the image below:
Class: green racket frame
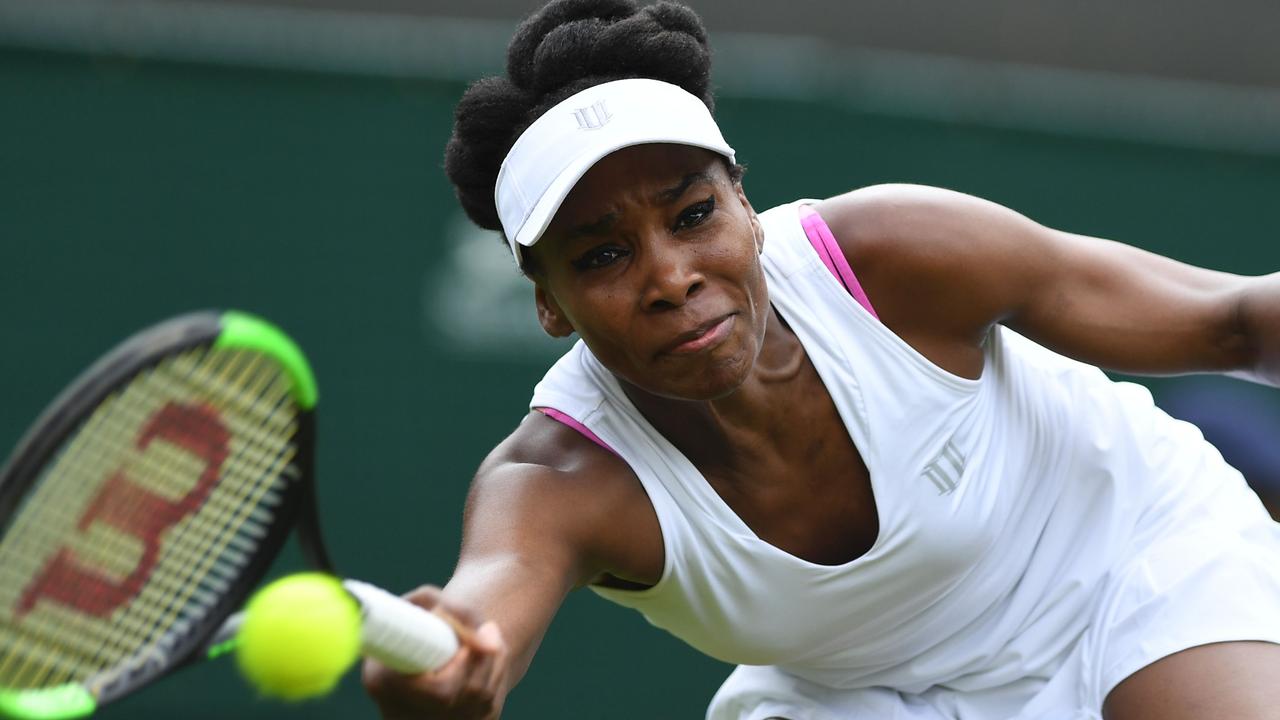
[0,311,328,720]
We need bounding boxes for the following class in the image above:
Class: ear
[734,183,764,254]
[535,284,576,338]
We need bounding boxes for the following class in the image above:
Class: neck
[620,308,807,474]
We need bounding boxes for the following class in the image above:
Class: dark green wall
[2,47,1278,718]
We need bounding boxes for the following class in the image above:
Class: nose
[640,236,705,311]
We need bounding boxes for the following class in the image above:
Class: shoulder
[809,185,1051,344]
[811,183,1039,269]
[465,411,660,587]
[482,410,623,476]
[473,411,640,525]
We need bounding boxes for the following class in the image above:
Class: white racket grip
[342,579,460,673]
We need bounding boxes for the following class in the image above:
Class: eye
[571,245,630,271]
[674,195,716,231]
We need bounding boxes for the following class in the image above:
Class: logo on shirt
[573,100,612,130]
[922,440,965,495]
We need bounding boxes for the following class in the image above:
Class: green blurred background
[2,1,1279,717]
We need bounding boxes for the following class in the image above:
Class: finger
[476,620,503,652]
[456,625,497,689]
[431,606,482,648]
[364,648,471,710]
[362,657,430,715]
[363,638,504,718]
[400,585,444,611]
[399,585,485,647]
[470,621,506,686]
[427,624,503,695]
[485,623,508,686]
[416,644,477,699]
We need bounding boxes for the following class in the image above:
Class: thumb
[472,621,503,653]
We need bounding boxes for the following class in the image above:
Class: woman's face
[529,143,768,402]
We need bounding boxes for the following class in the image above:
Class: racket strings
[0,345,302,691]
[70,388,291,688]
[0,350,231,686]
[1,348,292,688]
[80,347,296,681]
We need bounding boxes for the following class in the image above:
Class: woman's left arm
[817,184,1280,385]
[1225,275,1280,386]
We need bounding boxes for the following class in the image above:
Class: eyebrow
[564,211,618,240]
[563,171,715,240]
[656,171,714,204]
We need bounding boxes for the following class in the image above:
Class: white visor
[494,78,735,266]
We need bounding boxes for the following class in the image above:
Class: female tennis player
[362,1,1280,718]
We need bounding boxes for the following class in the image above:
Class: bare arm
[363,412,660,719]
[817,184,1280,385]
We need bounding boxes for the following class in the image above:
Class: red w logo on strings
[16,402,230,618]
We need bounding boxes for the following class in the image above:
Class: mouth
[661,314,736,355]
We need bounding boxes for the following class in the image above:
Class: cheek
[727,235,769,311]
[730,251,771,353]
[699,217,761,279]
[557,289,638,355]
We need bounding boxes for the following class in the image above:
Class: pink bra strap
[534,406,620,457]
[798,205,880,319]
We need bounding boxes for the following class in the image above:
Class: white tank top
[528,200,1245,693]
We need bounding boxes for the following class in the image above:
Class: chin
[652,354,753,402]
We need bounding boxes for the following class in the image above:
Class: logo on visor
[573,100,612,130]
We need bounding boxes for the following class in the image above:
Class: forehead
[549,144,727,226]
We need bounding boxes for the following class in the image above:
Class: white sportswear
[528,200,1280,718]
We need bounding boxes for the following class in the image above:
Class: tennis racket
[0,311,458,720]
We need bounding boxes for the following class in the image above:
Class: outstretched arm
[1227,275,1280,386]
[362,412,659,719]
[817,184,1280,385]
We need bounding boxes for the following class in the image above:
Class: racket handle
[343,579,460,673]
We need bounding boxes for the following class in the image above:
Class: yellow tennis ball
[235,573,362,701]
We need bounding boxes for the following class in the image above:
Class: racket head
[0,311,322,719]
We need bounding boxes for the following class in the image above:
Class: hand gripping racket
[0,311,458,720]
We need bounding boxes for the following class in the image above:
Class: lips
[661,314,736,355]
